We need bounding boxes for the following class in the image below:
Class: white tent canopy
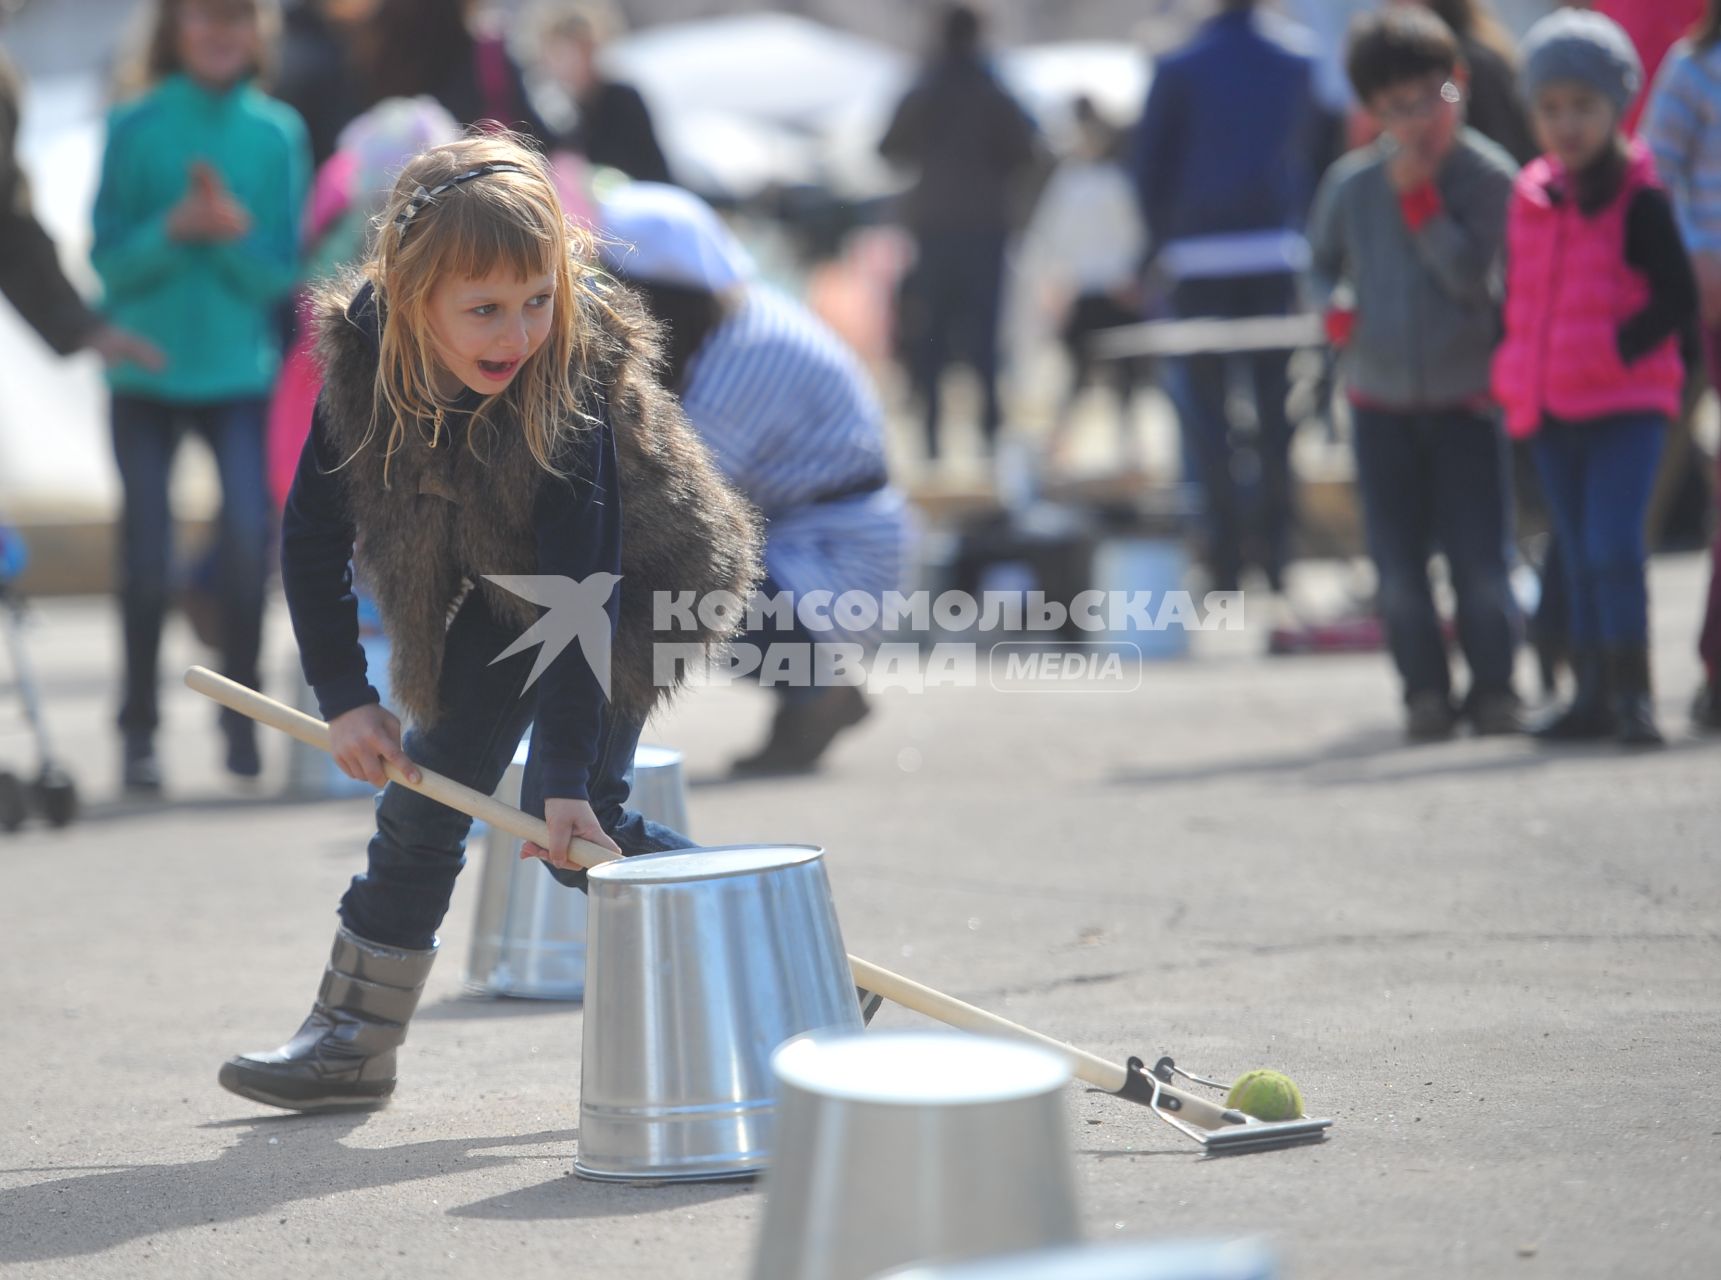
[601,15,1151,201]
[604,13,912,136]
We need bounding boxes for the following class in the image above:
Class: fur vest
[312,276,763,726]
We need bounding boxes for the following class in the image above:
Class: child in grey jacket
[1310,6,1522,741]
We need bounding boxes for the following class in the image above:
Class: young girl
[218,134,760,1111]
[93,0,310,792]
[1493,9,1699,747]
[1644,0,1721,731]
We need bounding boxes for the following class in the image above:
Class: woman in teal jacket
[92,0,309,792]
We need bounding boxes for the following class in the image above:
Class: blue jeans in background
[1351,406,1519,704]
[1531,413,1667,649]
[1167,272,1298,592]
[110,394,270,735]
[338,593,693,951]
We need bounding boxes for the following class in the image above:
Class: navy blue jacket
[1130,9,1322,250]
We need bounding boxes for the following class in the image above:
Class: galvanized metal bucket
[576,844,863,1183]
[752,1031,1080,1280]
[462,741,688,1001]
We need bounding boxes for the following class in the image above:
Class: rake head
[1117,1056,1333,1155]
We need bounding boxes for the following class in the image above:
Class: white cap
[596,182,754,292]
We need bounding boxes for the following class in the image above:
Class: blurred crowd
[2,0,1721,790]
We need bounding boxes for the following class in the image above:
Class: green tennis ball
[1225,1069,1304,1121]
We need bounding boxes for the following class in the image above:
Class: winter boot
[731,684,871,776]
[122,731,163,796]
[1531,648,1614,740]
[218,927,437,1111]
[1608,645,1664,748]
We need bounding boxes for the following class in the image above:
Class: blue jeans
[1532,414,1666,649]
[110,394,270,735]
[1167,272,1298,592]
[1352,406,1519,703]
[337,593,694,951]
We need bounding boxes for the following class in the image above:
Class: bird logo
[483,573,623,700]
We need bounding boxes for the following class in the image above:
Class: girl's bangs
[433,194,562,285]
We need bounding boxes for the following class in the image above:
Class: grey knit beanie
[1519,9,1642,114]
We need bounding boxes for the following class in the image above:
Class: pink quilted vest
[1492,142,1684,439]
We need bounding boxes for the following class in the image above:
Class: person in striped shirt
[599,183,915,775]
[1643,3,1721,730]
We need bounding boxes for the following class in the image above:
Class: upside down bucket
[463,741,689,1000]
[575,844,864,1183]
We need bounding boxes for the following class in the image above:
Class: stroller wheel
[0,771,25,833]
[33,766,78,829]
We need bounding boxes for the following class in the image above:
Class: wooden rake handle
[184,666,622,869]
[185,666,1235,1130]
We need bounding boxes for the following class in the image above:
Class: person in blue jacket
[1130,0,1324,595]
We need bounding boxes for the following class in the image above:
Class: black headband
[393,162,529,238]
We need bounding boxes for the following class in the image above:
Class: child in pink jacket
[1493,10,1698,747]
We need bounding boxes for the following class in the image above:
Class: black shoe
[1608,646,1663,748]
[1404,691,1457,742]
[122,732,163,796]
[223,714,261,779]
[1467,690,1523,736]
[1531,649,1614,740]
[1691,679,1721,734]
[219,927,436,1112]
[730,697,804,776]
[731,684,872,776]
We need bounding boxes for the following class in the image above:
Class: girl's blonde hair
[365,133,606,479]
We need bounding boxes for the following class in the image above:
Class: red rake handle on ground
[185,666,1239,1130]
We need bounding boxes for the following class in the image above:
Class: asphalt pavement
[1,560,1718,1278]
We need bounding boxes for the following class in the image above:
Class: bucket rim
[587,843,827,885]
[772,1029,1072,1106]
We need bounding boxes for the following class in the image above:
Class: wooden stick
[186,666,1234,1129]
[184,666,621,869]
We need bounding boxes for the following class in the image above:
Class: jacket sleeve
[1643,54,1708,252]
[991,82,1038,176]
[1403,153,1514,308]
[280,394,378,722]
[529,415,623,803]
[90,109,192,300]
[878,85,923,165]
[1306,160,1349,310]
[208,113,310,305]
[1129,66,1181,251]
[0,70,99,354]
[1618,186,1699,365]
